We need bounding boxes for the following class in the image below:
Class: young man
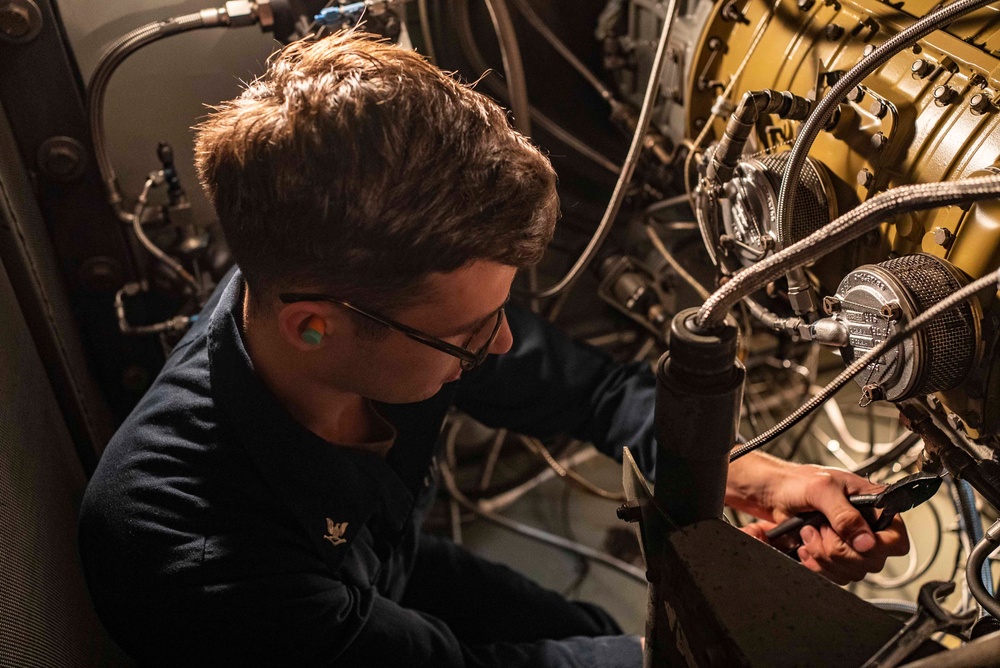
[79,31,907,667]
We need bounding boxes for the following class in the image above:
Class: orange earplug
[301,316,326,345]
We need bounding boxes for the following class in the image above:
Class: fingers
[805,476,878,554]
[740,521,776,543]
[796,516,909,585]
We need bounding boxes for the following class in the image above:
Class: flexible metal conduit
[729,265,1000,461]
[967,521,1000,618]
[775,0,997,236]
[88,10,235,220]
[532,0,680,299]
[695,175,1000,331]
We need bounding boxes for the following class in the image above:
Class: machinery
[3,0,1000,664]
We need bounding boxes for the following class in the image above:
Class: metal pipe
[967,522,1000,618]
[532,0,680,300]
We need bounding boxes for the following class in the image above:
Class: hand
[728,454,910,584]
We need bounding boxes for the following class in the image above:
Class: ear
[277,302,336,351]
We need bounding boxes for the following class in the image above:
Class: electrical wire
[696,174,1000,331]
[531,0,680,300]
[967,521,1000,618]
[440,418,646,584]
[517,436,626,502]
[774,0,998,242]
[729,266,1000,461]
[644,224,712,301]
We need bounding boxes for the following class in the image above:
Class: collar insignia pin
[323,518,348,546]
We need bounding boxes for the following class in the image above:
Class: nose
[489,314,514,356]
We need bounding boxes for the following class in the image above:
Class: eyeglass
[279,292,509,371]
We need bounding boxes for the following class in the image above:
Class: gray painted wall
[58,0,281,230]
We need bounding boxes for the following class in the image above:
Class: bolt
[862,384,886,403]
[823,296,842,314]
[707,36,724,51]
[616,504,642,523]
[932,226,954,248]
[911,59,932,78]
[857,168,874,188]
[933,85,956,106]
[825,24,844,40]
[863,44,876,57]
[721,1,749,23]
[0,3,30,39]
[797,0,815,10]
[824,104,842,130]
[869,98,888,118]
[37,136,86,182]
[870,132,888,150]
[970,93,993,115]
[847,86,865,104]
[880,302,902,320]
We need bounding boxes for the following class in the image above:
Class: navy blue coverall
[79,269,659,667]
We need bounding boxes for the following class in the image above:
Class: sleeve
[454,304,657,480]
[93,571,641,668]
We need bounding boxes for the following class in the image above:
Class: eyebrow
[439,297,508,337]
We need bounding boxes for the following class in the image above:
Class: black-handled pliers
[764,470,943,555]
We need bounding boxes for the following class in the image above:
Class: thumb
[813,492,876,553]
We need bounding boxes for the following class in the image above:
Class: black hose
[774,0,997,240]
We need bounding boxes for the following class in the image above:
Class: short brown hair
[194,30,558,313]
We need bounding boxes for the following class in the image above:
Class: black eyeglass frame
[279,292,509,371]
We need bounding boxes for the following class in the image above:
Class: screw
[933,85,956,106]
[847,86,865,104]
[911,59,932,78]
[707,36,724,51]
[863,44,876,57]
[870,132,887,150]
[823,296,842,314]
[970,93,993,115]
[797,0,815,10]
[857,168,874,188]
[869,98,888,118]
[825,24,844,40]
[862,384,886,403]
[880,302,902,320]
[932,226,954,248]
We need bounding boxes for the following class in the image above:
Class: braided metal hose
[774,0,997,239]
[695,175,1000,332]
[729,265,1000,461]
